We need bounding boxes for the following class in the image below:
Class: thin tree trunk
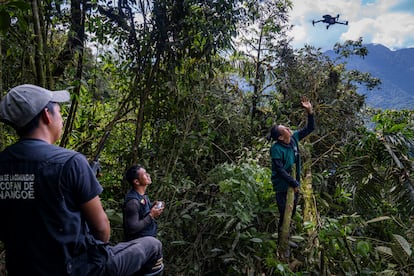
[60,1,86,147]
[52,0,83,80]
[132,86,147,164]
[278,186,294,260]
[299,144,325,274]
[302,157,322,273]
[302,158,318,234]
[31,0,45,86]
[131,41,162,165]
[251,26,263,133]
[0,35,3,150]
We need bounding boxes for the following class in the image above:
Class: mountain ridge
[325,44,414,110]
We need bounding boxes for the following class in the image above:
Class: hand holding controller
[155,201,164,209]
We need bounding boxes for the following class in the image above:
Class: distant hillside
[325,44,414,110]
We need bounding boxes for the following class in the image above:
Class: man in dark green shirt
[268,96,315,245]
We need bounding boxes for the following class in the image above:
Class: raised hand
[301,96,313,114]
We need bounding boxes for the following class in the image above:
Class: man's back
[0,139,101,275]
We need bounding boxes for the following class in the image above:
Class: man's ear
[41,109,52,124]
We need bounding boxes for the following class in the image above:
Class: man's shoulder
[123,194,142,213]
[271,141,291,150]
[0,139,77,161]
[24,140,83,164]
[270,142,282,152]
[40,143,80,161]
[125,190,143,201]
[271,142,281,149]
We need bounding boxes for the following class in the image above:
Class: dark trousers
[276,191,299,236]
[105,236,162,275]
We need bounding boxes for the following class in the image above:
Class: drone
[312,14,348,29]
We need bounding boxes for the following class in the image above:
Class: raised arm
[298,96,315,140]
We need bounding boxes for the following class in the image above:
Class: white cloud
[341,18,375,42]
[343,12,414,49]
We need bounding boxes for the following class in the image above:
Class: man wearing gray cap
[0,84,163,275]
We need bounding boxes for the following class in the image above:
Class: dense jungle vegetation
[0,0,413,275]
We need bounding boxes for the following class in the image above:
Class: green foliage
[158,161,289,275]
[0,124,18,151]
[231,0,292,134]
[210,162,275,225]
[334,37,368,59]
[330,109,414,216]
[1,0,413,275]
[372,109,414,138]
[0,0,30,35]
[314,214,414,275]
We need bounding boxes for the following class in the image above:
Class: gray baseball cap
[0,84,70,129]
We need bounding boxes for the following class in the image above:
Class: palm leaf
[383,135,414,213]
[375,246,394,262]
[390,234,412,265]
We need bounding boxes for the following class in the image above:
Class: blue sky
[288,0,414,51]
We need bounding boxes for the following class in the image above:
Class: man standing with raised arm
[268,96,315,253]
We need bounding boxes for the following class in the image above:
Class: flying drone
[312,14,348,29]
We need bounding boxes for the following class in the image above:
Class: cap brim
[50,90,70,103]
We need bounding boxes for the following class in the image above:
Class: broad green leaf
[356,241,370,257]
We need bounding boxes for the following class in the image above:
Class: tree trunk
[0,35,3,150]
[301,147,323,273]
[132,86,147,165]
[52,0,83,80]
[302,158,318,234]
[31,0,45,86]
[278,186,294,260]
[251,26,263,131]
[60,2,86,147]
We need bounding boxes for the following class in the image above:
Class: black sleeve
[298,113,315,140]
[272,158,299,188]
[123,199,153,237]
[62,153,103,207]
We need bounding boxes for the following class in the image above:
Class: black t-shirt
[0,139,103,275]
